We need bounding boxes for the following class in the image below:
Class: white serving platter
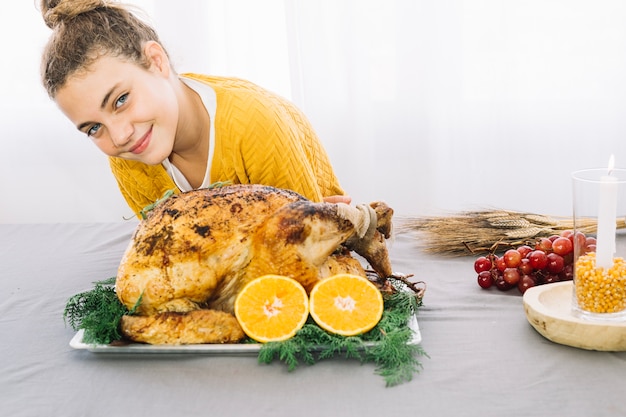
[70,314,421,354]
[523,281,626,351]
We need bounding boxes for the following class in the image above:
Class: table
[1,222,625,417]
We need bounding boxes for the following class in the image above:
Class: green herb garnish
[63,277,141,344]
[64,277,426,386]
[139,189,176,219]
[257,282,427,387]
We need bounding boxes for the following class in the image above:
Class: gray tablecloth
[1,222,625,417]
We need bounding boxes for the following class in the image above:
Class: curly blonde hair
[40,0,168,98]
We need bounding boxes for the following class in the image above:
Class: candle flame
[608,154,615,176]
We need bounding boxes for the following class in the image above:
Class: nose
[109,121,134,148]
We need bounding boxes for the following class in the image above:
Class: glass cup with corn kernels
[572,166,626,321]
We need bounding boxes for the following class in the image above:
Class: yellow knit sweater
[109,74,345,217]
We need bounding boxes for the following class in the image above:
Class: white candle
[596,155,617,269]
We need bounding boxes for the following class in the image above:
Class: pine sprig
[257,284,427,387]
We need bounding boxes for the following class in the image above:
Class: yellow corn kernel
[574,253,626,314]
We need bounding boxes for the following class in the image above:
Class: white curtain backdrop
[2,0,626,222]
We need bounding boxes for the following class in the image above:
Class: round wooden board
[523,281,626,351]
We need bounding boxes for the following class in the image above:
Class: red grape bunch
[473,230,596,294]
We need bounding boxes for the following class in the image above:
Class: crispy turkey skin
[116,184,394,344]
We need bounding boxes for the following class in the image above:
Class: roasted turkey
[116,184,394,344]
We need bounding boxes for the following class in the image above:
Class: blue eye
[115,93,128,108]
[87,123,101,136]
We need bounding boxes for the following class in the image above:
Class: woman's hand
[323,195,352,204]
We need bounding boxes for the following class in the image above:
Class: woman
[40,0,350,217]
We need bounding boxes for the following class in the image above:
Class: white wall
[3,1,626,223]
[1,2,131,223]
[288,1,626,219]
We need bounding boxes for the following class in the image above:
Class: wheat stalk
[395,209,626,256]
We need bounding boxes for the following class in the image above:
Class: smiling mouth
[129,127,152,154]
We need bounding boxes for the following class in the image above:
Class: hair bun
[41,0,108,29]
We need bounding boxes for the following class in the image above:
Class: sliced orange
[234,275,309,343]
[309,273,384,336]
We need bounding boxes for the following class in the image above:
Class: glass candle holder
[571,168,626,321]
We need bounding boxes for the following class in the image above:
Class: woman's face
[55,48,178,165]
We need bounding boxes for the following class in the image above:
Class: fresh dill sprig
[63,277,129,344]
[258,284,427,387]
[65,276,427,386]
[366,326,426,387]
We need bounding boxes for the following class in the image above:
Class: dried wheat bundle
[395,209,621,256]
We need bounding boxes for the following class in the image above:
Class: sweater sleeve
[269,91,346,199]
[108,157,179,218]
[198,76,345,202]
[234,105,327,201]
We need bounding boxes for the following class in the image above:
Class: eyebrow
[100,86,116,110]
[76,84,120,131]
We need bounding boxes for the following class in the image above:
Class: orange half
[234,275,309,343]
[309,273,384,336]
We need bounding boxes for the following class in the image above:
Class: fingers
[323,195,352,204]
